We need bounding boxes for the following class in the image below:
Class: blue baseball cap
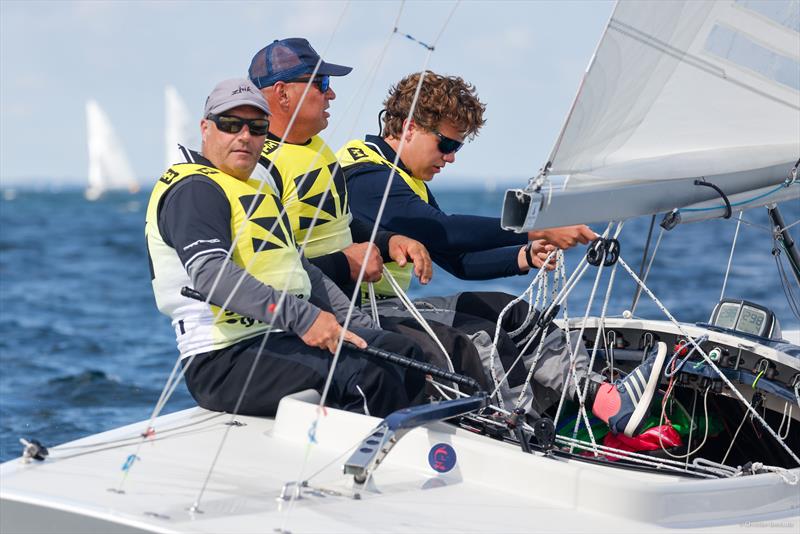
[248,38,352,89]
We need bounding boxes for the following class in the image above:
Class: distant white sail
[164,85,197,168]
[85,100,139,201]
[511,0,800,229]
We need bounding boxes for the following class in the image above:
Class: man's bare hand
[529,225,596,249]
[342,242,383,283]
[517,241,557,272]
[388,235,432,285]
[300,310,367,353]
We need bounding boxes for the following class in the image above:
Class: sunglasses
[432,130,464,154]
[207,114,269,136]
[283,75,331,93]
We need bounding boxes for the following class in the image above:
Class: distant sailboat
[164,85,197,168]
[85,100,139,201]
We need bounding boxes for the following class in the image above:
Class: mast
[767,204,800,287]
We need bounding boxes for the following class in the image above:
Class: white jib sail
[517,0,800,229]
[164,85,197,168]
[549,0,799,184]
[85,100,138,200]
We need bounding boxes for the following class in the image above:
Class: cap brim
[316,61,352,77]
[210,98,271,116]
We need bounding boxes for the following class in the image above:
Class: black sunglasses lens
[247,119,269,135]
[437,136,463,154]
[215,116,244,133]
[213,115,269,135]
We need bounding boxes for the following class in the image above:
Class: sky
[0,0,614,189]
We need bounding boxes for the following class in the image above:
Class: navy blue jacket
[344,136,528,280]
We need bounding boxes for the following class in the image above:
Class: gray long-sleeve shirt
[158,168,374,337]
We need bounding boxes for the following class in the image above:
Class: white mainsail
[164,85,197,168]
[85,100,139,201]
[506,0,800,230]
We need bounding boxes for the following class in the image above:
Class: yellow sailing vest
[337,139,430,297]
[145,163,311,358]
[253,136,353,259]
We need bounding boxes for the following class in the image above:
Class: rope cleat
[20,438,49,463]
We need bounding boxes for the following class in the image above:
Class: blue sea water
[0,188,797,462]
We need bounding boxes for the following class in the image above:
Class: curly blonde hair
[382,71,486,140]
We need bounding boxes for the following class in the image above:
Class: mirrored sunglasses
[284,75,331,93]
[207,114,269,136]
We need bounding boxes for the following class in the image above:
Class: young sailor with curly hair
[338,71,667,435]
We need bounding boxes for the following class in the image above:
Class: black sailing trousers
[183,327,426,418]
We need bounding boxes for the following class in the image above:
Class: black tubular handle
[180,286,482,392]
[694,179,732,219]
[345,342,482,392]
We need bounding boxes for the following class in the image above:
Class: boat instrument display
[708,298,780,340]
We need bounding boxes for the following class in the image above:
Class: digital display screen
[736,306,766,336]
[715,303,740,329]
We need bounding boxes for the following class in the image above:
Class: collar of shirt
[364,135,414,176]
[188,148,215,168]
[267,130,313,146]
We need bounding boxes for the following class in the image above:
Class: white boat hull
[3,390,799,533]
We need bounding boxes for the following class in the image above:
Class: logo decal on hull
[428,443,457,473]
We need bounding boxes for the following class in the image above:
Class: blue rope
[394,28,435,50]
[680,182,792,213]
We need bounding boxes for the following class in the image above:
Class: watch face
[737,306,766,336]
[715,302,740,329]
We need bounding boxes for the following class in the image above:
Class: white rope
[565,223,624,453]
[511,271,546,349]
[140,5,361,460]
[486,255,552,407]
[316,0,462,418]
[428,378,467,400]
[508,285,537,340]
[125,4,357,494]
[487,250,594,410]
[381,267,455,373]
[281,2,462,528]
[720,211,742,300]
[692,457,739,477]
[558,433,794,483]
[367,282,381,327]
[554,436,718,478]
[551,224,617,445]
[721,409,750,466]
[617,256,800,466]
[779,217,800,233]
[658,385,712,460]
[777,402,792,440]
[736,464,799,485]
[795,381,800,408]
[630,226,664,316]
